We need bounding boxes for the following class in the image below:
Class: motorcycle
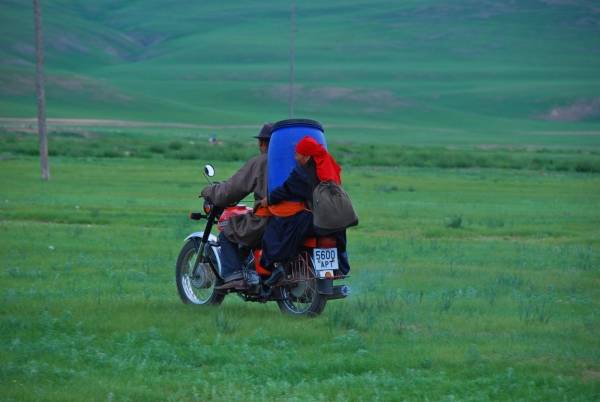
[175,164,350,317]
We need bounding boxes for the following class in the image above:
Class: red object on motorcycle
[303,237,317,248]
[217,205,252,231]
[303,236,337,248]
[317,236,337,248]
[253,249,271,276]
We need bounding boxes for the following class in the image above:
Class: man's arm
[201,155,263,207]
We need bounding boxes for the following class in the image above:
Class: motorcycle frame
[184,202,349,301]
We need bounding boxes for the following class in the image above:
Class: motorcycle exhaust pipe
[327,285,351,300]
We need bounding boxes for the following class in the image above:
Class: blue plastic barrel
[268,119,326,193]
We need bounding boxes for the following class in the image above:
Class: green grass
[1,154,599,401]
[2,128,600,172]
[1,0,600,399]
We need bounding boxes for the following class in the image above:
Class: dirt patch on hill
[13,42,35,57]
[526,131,600,137]
[0,118,259,130]
[2,126,97,138]
[0,118,387,132]
[263,85,408,112]
[0,73,131,103]
[582,370,600,383]
[53,34,90,53]
[540,99,600,122]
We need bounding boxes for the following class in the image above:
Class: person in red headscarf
[294,136,342,184]
[260,136,349,286]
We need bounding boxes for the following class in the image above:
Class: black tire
[175,239,225,305]
[277,285,327,317]
[276,256,327,317]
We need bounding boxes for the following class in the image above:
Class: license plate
[313,248,339,271]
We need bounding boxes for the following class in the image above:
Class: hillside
[1,0,599,145]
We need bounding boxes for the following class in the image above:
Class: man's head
[255,123,273,154]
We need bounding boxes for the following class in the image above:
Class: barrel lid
[272,118,324,132]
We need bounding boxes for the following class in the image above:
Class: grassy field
[1,146,599,400]
[1,0,600,399]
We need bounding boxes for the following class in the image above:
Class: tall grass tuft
[445,215,463,229]
[516,287,555,324]
[215,312,238,334]
[439,289,457,312]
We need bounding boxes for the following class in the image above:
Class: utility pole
[288,0,296,118]
[33,0,49,180]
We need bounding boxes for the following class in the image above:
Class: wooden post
[33,0,49,180]
[288,0,296,118]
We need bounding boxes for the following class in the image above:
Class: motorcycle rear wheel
[176,239,225,305]
[276,257,327,316]
[277,285,327,317]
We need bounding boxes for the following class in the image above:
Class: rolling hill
[1,0,599,145]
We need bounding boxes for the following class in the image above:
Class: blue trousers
[218,232,245,278]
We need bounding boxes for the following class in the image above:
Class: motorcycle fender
[184,231,218,243]
[184,232,223,278]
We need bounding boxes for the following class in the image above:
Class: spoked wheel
[176,240,225,305]
[276,254,327,317]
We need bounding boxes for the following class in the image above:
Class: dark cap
[254,123,274,140]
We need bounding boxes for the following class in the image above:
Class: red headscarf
[295,136,341,184]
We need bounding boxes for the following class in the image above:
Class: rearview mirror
[204,164,215,177]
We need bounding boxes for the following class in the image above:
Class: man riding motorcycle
[200,123,273,287]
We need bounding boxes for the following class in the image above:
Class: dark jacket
[261,162,317,267]
[262,160,350,274]
[269,160,318,205]
[201,153,268,248]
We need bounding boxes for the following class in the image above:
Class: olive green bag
[312,181,359,234]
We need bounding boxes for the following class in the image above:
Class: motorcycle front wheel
[175,239,225,305]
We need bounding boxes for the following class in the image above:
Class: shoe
[214,271,244,290]
[264,264,285,287]
[245,270,260,286]
[222,271,243,283]
[215,279,245,290]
